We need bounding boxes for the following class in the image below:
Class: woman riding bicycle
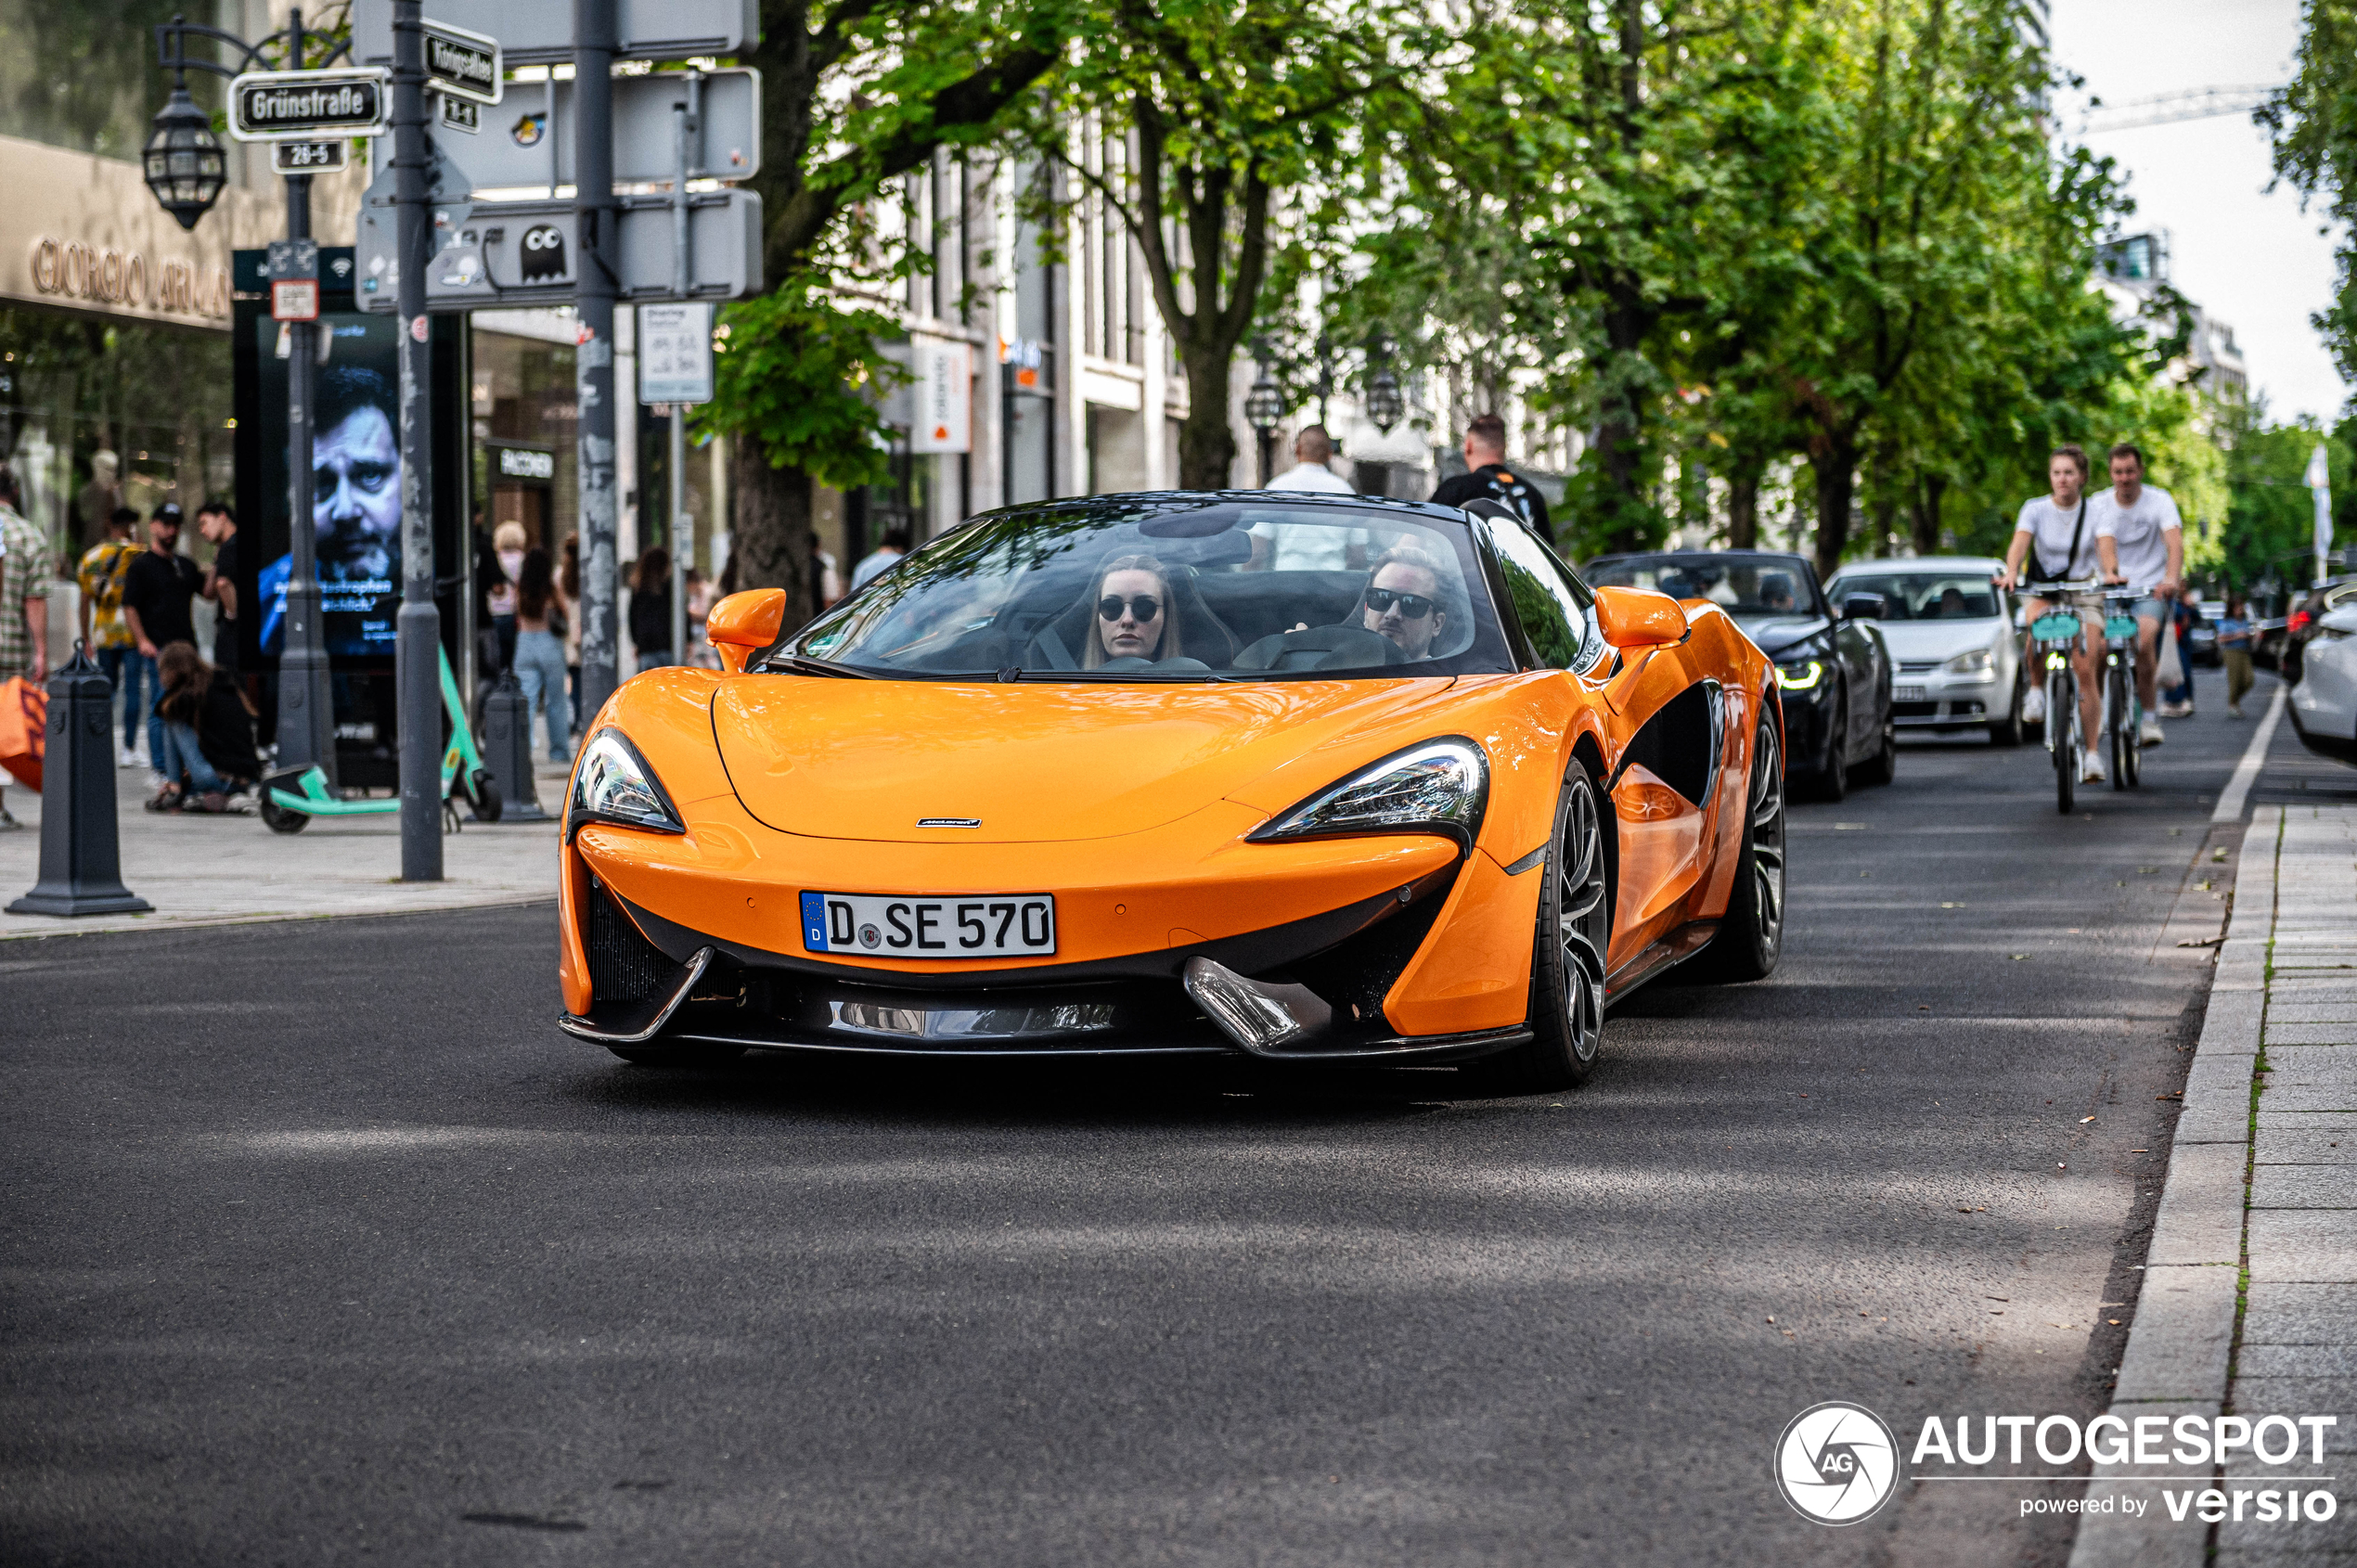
[1994,444,2109,784]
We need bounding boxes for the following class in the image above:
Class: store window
[470,327,576,553]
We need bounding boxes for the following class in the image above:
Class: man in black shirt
[1428,413,1556,546]
[122,503,202,770]
[198,501,239,673]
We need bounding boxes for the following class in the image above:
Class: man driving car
[1362,547,1449,660]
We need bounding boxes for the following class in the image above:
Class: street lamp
[1365,334,1405,436]
[142,79,226,231]
[1244,344,1286,486]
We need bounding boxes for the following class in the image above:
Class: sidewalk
[0,760,565,940]
[2074,803,2357,1565]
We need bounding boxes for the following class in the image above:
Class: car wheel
[1854,717,1898,787]
[1990,680,2026,746]
[606,1044,750,1067]
[1691,708,1785,983]
[1466,766,1610,1094]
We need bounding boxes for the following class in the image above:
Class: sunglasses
[1364,587,1436,620]
[1098,595,1163,622]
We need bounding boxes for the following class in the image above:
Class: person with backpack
[1994,443,2108,783]
[1429,413,1555,546]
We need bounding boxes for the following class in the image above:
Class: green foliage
[2218,401,2354,590]
[696,281,908,494]
[2261,0,2357,394]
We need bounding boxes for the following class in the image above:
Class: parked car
[2289,601,2357,763]
[1586,548,1894,800]
[1825,558,2024,745]
[2283,580,2357,683]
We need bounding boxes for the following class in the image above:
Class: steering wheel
[1231,625,1407,672]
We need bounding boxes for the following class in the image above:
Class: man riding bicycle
[1995,444,2108,783]
[2090,443,2183,750]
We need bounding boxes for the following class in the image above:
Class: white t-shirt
[1268,462,1354,495]
[2015,495,2098,582]
[2091,485,2183,593]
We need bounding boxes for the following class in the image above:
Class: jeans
[513,629,572,760]
[156,720,227,794]
[97,648,160,758]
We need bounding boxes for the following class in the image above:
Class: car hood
[709,675,1473,842]
[1871,619,2006,662]
[1732,613,1831,661]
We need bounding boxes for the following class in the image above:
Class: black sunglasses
[1364,587,1436,620]
[1098,595,1163,622]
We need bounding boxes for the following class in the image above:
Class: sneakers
[2081,751,2108,783]
[2140,713,2166,746]
[2161,700,2196,719]
[2021,686,2047,725]
[116,745,138,768]
[2229,703,2246,718]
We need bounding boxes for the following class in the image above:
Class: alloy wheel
[1749,722,1786,951]
[1557,777,1610,1063]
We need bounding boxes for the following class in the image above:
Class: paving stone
[2264,1049,2357,1089]
[2260,1128,2357,1163]
[2262,1087,2357,1112]
[2072,1399,2225,1568]
[2151,1146,2260,1266]
[2248,1211,2357,1283]
[2273,1025,2357,1047]
[2226,1381,2357,1436]
[2270,1005,2357,1024]
[2259,1111,2357,1128]
[2113,1266,2241,1399]
[2251,1165,2357,1209]
[2242,1285,2357,1346]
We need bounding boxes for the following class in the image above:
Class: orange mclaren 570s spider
[557,492,1784,1091]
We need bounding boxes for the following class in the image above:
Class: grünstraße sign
[228,68,391,142]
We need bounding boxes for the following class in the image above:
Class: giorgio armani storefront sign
[26,236,230,319]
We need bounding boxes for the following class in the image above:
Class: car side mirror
[1592,585,1687,649]
[1841,593,1887,621]
[706,588,788,674]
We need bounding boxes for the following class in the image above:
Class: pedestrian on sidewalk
[1268,426,1354,495]
[120,503,201,779]
[513,546,572,763]
[0,461,51,830]
[76,505,144,766]
[629,546,674,673]
[197,501,240,676]
[2159,587,2203,718]
[488,520,525,675]
[2218,593,2255,716]
[809,531,842,610]
[1429,413,1556,546]
[148,640,261,814]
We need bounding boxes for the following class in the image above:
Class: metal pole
[669,415,687,664]
[392,0,442,879]
[666,78,697,670]
[276,8,335,785]
[573,0,620,719]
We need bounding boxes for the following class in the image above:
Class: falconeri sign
[228,68,392,142]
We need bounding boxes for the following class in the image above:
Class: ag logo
[1774,1402,1900,1525]
[519,224,568,282]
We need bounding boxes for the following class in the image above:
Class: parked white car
[2290,602,2357,764]
[1825,558,2026,746]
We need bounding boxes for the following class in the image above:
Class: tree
[2260,0,2357,394]
[1048,0,1420,488]
[702,0,1067,624]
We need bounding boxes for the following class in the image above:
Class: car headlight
[1247,737,1488,853]
[1940,648,1998,682]
[1776,659,1824,691]
[569,728,685,841]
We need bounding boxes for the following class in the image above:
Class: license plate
[800,892,1057,958]
[1893,685,1927,702]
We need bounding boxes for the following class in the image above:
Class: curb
[2068,805,2280,1568]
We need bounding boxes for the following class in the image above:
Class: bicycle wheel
[2124,689,2143,788]
[2052,669,2075,815]
[2121,660,2140,787]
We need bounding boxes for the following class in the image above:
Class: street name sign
[270,139,348,174]
[353,0,757,67]
[358,188,763,311]
[440,96,481,135]
[230,68,391,141]
[422,19,503,106]
[638,303,715,405]
[454,69,761,191]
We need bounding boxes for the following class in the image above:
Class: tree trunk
[729,443,819,632]
[1177,342,1238,490]
[1812,442,1858,581]
[1910,471,1949,555]
[1725,456,1765,549]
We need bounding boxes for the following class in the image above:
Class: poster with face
[255,314,403,658]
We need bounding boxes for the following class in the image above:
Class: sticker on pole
[638,302,715,405]
[271,279,320,322]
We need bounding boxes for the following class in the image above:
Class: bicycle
[2100,588,2144,791]
[2023,580,2097,815]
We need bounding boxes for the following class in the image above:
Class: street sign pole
[393,0,443,880]
[274,11,337,789]
[574,0,622,721]
[640,297,716,672]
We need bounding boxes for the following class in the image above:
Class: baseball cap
[154,502,184,524]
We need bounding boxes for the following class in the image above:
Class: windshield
[1827,571,2002,621]
[1585,553,1822,618]
[785,498,1515,680]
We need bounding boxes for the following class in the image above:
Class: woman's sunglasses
[1364,587,1436,620]
[1098,595,1164,622]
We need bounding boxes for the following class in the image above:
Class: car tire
[1691,706,1785,984]
[1990,681,2026,746]
[606,1044,750,1067]
[1854,717,1898,787]
[1466,765,1611,1094]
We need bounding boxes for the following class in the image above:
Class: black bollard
[479,669,549,822]
[7,643,151,917]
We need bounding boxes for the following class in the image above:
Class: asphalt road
[1,664,2312,1567]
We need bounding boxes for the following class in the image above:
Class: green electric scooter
[258,647,503,834]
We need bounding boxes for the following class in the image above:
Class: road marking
[2210,681,2289,824]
